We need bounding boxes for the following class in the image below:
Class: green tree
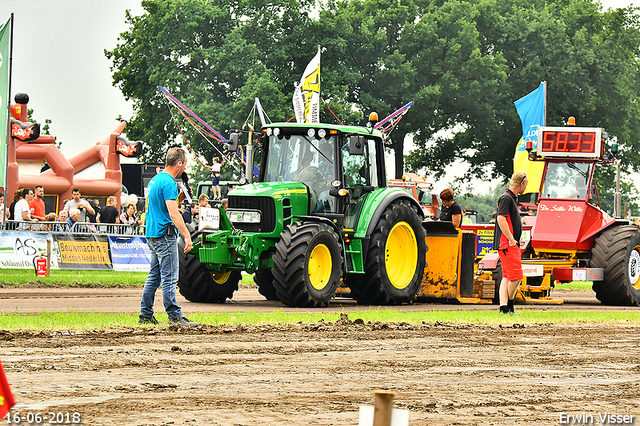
[106,0,314,165]
[310,0,507,178]
[108,0,640,199]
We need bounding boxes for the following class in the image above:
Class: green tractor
[178,117,426,307]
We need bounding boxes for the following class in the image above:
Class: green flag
[0,17,11,189]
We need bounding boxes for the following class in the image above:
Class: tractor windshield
[541,162,593,200]
[263,133,336,208]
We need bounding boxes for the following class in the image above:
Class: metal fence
[1,220,146,237]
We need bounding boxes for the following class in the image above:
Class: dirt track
[1,289,640,425]
[2,322,640,425]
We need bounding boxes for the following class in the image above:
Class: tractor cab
[530,126,616,253]
[256,122,389,229]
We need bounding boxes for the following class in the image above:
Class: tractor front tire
[254,269,279,301]
[350,200,426,305]
[177,238,240,303]
[591,225,640,306]
[272,222,342,307]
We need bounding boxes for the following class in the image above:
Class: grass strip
[0,270,256,288]
[0,309,638,331]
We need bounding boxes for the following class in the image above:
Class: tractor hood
[227,181,314,218]
[229,181,309,199]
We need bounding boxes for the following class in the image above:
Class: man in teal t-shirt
[139,148,198,328]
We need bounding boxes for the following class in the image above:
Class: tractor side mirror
[227,133,239,152]
[349,135,365,155]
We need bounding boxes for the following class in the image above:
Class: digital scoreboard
[536,126,603,158]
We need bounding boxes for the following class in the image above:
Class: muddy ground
[2,320,640,424]
[1,289,640,425]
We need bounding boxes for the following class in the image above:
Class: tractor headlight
[227,210,261,224]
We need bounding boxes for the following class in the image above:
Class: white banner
[293,47,320,124]
[0,230,59,269]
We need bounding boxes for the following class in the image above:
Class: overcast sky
[0,0,636,191]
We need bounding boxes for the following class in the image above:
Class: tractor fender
[293,215,342,237]
[363,190,424,238]
[583,218,630,243]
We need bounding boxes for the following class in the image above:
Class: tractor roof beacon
[523,123,640,306]
[178,115,426,307]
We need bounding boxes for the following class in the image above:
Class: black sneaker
[138,315,160,325]
[168,316,199,328]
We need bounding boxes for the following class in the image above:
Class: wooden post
[46,238,51,276]
[373,391,396,426]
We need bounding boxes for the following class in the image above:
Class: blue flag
[514,82,545,150]
[513,82,545,194]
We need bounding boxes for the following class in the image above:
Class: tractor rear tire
[272,222,342,307]
[177,238,239,303]
[591,225,640,306]
[349,200,426,305]
[254,269,279,301]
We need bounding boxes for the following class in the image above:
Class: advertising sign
[0,231,58,269]
[109,236,151,272]
[55,234,111,270]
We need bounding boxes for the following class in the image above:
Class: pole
[542,80,547,127]
[615,159,621,219]
[373,391,396,426]
[1,14,14,231]
[245,124,254,184]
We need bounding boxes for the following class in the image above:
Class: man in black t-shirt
[97,196,120,233]
[493,171,528,314]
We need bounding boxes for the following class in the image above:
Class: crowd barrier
[0,221,152,272]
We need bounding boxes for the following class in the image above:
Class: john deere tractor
[177,116,426,307]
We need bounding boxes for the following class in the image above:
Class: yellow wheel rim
[385,221,418,289]
[211,271,231,285]
[629,245,640,290]
[309,243,332,290]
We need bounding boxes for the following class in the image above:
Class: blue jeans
[140,234,183,320]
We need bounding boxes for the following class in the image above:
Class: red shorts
[498,245,523,281]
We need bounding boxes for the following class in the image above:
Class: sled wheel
[591,225,640,306]
[272,221,342,307]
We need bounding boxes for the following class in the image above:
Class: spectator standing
[139,147,197,327]
[7,190,20,229]
[210,157,222,200]
[493,171,529,315]
[439,188,462,228]
[87,199,100,223]
[0,193,7,220]
[120,202,141,234]
[179,202,192,225]
[29,185,46,222]
[97,196,120,232]
[190,202,199,223]
[63,188,95,223]
[198,194,210,208]
[13,189,36,230]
